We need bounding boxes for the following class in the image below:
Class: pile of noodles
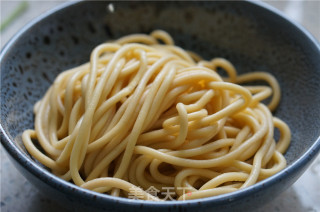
[23,30,290,201]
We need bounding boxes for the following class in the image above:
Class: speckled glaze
[1,1,320,212]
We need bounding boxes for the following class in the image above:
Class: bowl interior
[1,0,320,182]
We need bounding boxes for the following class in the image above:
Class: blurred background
[1,1,319,212]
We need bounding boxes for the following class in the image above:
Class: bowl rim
[1,0,320,208]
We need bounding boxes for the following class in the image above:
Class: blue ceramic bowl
[1,1,320,211]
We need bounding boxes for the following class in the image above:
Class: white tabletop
[1,1,319,211]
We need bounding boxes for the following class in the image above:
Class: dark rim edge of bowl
[1,0,320,207]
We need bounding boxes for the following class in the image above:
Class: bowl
[1,1,320,211]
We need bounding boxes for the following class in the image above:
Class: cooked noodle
[22,30,291,201]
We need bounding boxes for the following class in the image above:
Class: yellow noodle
[22,30,291,201]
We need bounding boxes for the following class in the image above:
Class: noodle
[22,30,291,201]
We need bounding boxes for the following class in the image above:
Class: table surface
[1,1,319,212]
